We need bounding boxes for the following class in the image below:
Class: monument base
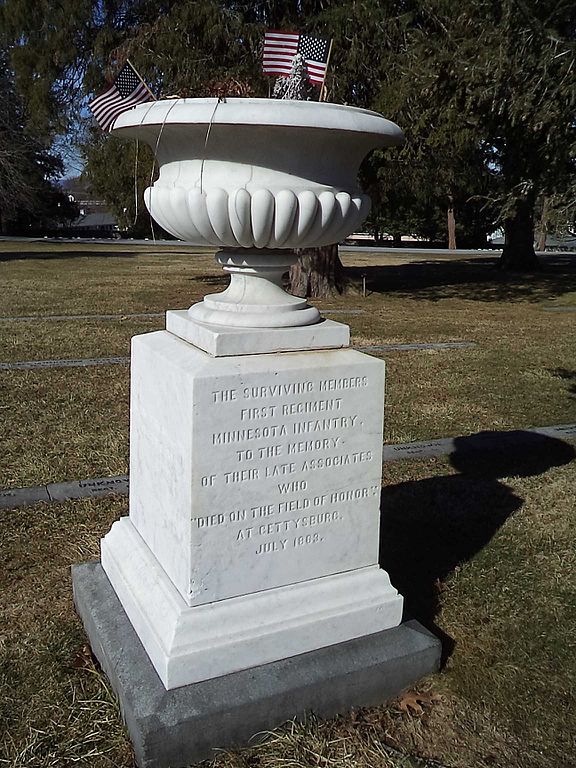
[72,562,442,768]
[101,516,403,689]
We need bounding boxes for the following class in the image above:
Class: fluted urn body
[113,98,403,327]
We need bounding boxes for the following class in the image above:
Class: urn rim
[112,97,404,146]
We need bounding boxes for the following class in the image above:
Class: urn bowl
[112,98,403,249]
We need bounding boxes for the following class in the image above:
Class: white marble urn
[113,98,403,328]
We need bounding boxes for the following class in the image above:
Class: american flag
[88,62,153,132]
[263,30,330,86]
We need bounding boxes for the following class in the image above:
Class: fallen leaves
[70,643,96,671]
[396,689,442,717]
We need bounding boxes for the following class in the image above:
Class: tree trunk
[535,195,549,252]
[289,243,345,298]
[535,229,547,252]
[499,195,541,271]
[447,194,457,249]
[393,232,402,247]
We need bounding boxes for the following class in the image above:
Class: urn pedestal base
[188,250,322,329]
[100,329,403,690]
[166,249,350,354]
[101,515,403,689]
[166,309,349,356]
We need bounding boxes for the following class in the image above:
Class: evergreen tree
[0,52,77,234]
[82,134,154,236]
[383,0,576,269]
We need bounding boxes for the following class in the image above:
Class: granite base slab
[72,561,441,768]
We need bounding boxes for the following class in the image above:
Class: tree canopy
[376,0,576,267]
[1,0,574,264]
[0,50,77,233]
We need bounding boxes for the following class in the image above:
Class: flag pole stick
[319,39,334,102]
[127,59,157,101]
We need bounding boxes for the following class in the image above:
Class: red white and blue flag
[88,62,153,132]
[263,30,330,85]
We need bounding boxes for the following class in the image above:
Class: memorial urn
[113,98,403,328]
[76,93,425,705]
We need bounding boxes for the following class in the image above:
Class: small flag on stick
[89,61,154,132]
[263,30,331,86]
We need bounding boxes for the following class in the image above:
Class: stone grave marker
[72,97,440,768]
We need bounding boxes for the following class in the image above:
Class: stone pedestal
[69,304,443,767]
[101,328,403,689]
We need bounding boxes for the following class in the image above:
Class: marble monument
[73,98,440,767]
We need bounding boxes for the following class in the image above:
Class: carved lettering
[199,370,380,570]
[258,444,282,459]
[281,398,342,416]
[329,486,380,502]
[251,504,275,518]
[293,533,322,547]
[287,437,341,454]
[318,376,368,391]
[240,406,277,420]
[301,451,372,470]
[265,463,296,477]
[212,388,237,403]
[253,511,342,536]
[193,514,226,528]
[293,415,357,434]
[278,497,310,513]
[213,425,287,444]
[243,381,314,399]
[256,539,288,554]
[278,480,308,493]
[224,468,260,484]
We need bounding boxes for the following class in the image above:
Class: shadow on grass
[379,431,575,663]
[0,250,139,262]
[347,253,576,303]
[195,273,229,287]
[551,368,576,397]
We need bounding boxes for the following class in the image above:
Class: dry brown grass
[0,243,217,317]
[0,497,132,768]
[0,317,158,363]
[1,242,576,768]
[1,367,129,488]
[1,244,575,487]
[1,459,575,767]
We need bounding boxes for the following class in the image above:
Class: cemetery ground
[1,241,575,768]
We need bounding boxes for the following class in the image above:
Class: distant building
[59,177,120,238]
[489,232,576,251]
[67,211,120,237]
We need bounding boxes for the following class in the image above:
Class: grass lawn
[1,241,575,768]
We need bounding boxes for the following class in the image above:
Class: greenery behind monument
[1,0,574,273]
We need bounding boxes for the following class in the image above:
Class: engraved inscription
[199,370,380,562]
[212,388,237,403]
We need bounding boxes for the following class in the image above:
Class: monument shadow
[379,430,575,664]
